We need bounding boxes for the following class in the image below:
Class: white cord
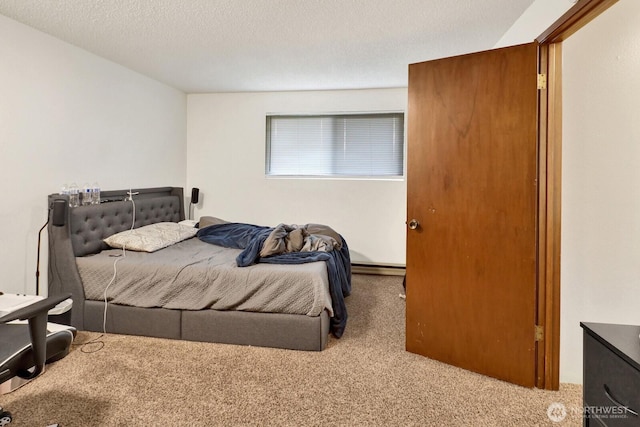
[102,248,124,333]
[101,192,137,334]
[130,195,136,229]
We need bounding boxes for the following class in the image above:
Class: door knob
[408,219,420,230]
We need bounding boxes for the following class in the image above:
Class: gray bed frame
[47,187,329,351]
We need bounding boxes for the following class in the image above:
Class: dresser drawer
[584,333,640,426]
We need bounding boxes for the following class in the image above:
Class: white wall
[0,15,187,295]
[494,0,575,48]
[560,0,640,384]
[187,89,407,265]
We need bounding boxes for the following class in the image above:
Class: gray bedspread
[76,237,332,317]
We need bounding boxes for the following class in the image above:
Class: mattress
[75,237,332,317]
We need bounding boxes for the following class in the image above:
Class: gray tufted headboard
[47,187,185,328]
[51,187,185,257]
[69,195,182,257]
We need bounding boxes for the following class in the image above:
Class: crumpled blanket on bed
[260,223,342,257]
[197,222,352,338]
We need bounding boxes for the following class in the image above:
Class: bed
[47,187,351,351]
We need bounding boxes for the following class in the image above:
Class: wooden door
[406,42,539,387]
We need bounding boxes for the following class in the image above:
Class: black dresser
[581,322,640,426]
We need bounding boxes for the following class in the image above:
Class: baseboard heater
[350,262,406,276]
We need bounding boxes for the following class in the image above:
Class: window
[266,113,404,178]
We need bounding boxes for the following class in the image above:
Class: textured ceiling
[0,0,542,93]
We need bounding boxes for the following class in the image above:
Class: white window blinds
[266,113,404,178]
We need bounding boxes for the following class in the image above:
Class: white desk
[0,293,73,318]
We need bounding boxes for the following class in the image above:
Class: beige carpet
[1,274,582,426]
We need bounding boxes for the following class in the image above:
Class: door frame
[535,0,618,390]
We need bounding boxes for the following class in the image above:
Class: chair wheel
[0,410,12,426]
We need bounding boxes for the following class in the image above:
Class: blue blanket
[197,222,351,338]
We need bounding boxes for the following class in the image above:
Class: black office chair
[0,293,75,425]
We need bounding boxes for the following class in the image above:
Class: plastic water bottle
[92,182,101,204]
[68,183,80,207]
[82,183,92,206]
[60,184,68,196]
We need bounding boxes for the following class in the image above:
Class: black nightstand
[580,322,640,426]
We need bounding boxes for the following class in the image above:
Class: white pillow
[103,222,198,252]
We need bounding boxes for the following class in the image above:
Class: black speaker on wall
[52,199,67,227]
[191,188,200,204]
